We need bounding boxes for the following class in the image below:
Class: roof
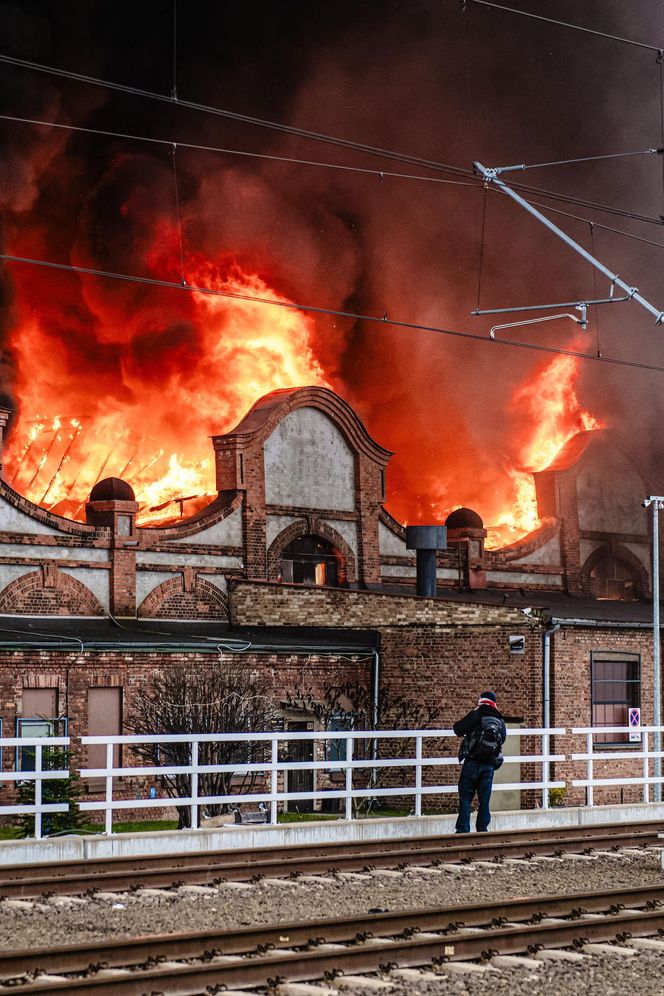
[368,583,658,625]
[0,617,378,653]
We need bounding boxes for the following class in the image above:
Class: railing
[571,724,664,805]
[0,736,70,839]
[1,727,661,838]
[77,727,563,833]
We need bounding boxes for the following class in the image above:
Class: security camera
[521,607,532,616]
[642,499,652,508]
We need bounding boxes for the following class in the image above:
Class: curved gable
[576,443,648,533]
[264,407,355,510]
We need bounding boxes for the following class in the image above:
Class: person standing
[453,691,507,833]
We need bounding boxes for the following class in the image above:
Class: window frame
[15,717,69,771]
[590,651,641,748]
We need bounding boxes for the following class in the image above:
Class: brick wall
[229,579,543,731]
[0,566,104,616]
[551,625,654,806]
[138,575,228,619]
[0,648,371,822]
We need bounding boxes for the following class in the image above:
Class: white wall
[264,408,355,511]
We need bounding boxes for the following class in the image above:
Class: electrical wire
[3,249,664,375]
[476,186,487,310]
[172,0,177,101]
[0,112,477,189]
[497,149,661,173]
[0,58,662,225]
[527,198,664,252]
[4,112,664,253]
[465,1,663,54]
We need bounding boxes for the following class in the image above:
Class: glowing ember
[4,249,328,524]
[485,354,604,548]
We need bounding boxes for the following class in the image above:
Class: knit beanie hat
[478,691,497,707]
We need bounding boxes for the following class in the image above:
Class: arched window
[589,554,637,601]
[280,535,340,587]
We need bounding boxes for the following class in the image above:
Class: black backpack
[466,715,504,764]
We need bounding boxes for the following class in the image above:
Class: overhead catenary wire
[3,250,664,376]
[0,59,663,225]
[495,149,662,174]
[1,111,662,235]
[0,112,477,189]
[4,112,664,257]
[465,0,664,54]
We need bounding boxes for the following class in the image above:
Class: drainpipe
[542,622,560,809]
[370,648,380,791]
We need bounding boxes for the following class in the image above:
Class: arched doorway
[280,534,340,586]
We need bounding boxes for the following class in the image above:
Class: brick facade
[0,386,659,820]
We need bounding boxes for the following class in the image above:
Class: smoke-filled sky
[1,0,664,538]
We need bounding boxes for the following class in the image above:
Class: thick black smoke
[1,0,664,523]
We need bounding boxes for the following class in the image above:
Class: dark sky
[0,1,663,530]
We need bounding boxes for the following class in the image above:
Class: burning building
[0,380,658,811]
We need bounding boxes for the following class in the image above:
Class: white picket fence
[0,725,661,838]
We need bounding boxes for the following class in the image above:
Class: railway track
[0,819,661,898]
[3,882,664,993]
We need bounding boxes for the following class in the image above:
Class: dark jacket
[453,704,507,768]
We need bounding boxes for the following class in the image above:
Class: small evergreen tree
[16,746,84,838]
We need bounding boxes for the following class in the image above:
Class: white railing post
[34,743,43,840]
[414,736,422,817]
[345,735,354,820]
[270,737,279,825]
[190,739,199,830]
[586,732,594,807]
[643,730,650,804]
[105,740,114,835]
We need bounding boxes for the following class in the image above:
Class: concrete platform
[2,801,664,866]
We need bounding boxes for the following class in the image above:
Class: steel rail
[2,883,664,980]
[0,821,660,898]
[8,893,664,993]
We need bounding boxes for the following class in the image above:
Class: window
[16,718,68,771]
[280,535,340,587]
[19,688,67,770]
[590,555,637,601]
[591,652,640,744]
[325,714,353,772]
[116,514,132,536]
[87,688,123,788]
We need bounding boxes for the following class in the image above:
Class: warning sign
[629,707,641,743]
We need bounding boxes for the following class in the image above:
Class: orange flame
[4,254,328,523]
[485,354,604,548]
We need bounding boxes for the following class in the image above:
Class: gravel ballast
[0,848,663,994]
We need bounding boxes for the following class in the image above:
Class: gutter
[550,617,656,630]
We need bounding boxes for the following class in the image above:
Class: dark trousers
[455,758,495,833]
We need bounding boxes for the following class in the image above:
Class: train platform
[2,800,664,866]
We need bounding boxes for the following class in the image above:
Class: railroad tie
[534,949,586,963]
[176,884,219,895]
[335,976,394,990]
[297,875,337,884]
[277,985,339,996]
[441,961,495,975]
[389,968,440,981]
[490,954,542,970]
[582,943,637,956]
[627,938,664,951]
